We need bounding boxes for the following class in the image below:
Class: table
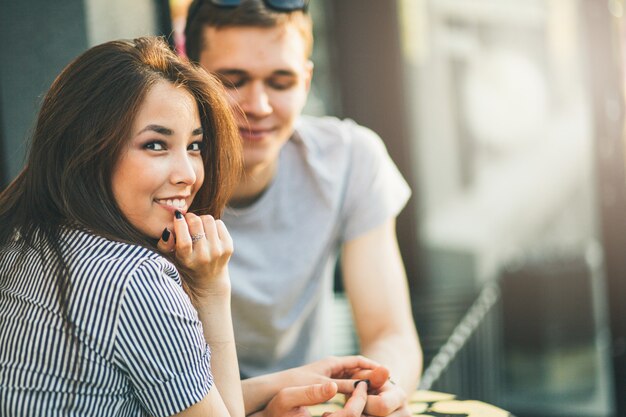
[308,390,514,417]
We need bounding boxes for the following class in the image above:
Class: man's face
[199,24,312,173]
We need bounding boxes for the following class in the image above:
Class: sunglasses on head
[208,0,308,12]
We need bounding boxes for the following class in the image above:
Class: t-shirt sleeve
[340,121,411,241]
[113,259,213,417]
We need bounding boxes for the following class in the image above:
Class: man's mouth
[239,127,273,141]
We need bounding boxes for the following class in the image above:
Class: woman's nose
[171,153,198,185]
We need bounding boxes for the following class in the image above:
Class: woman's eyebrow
[138,125,204,136]
[138,124,172,135]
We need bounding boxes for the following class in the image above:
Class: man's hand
[288,358,409,416]
[281,356,382,393]
[244,356,409,417]
[249,381,369,417]
[242,356,381,415]
[348,369,410,417]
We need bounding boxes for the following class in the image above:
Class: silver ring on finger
[190,233,206,243]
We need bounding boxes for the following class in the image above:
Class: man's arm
[341,218,422,404]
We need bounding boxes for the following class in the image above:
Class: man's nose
[240,81,272,118]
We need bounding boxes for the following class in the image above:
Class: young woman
[0,37,375,417]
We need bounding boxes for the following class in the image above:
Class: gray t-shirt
[223,115,411,377]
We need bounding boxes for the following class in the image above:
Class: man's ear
[304,60,314,93]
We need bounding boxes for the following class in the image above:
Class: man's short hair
[184,0,313,63]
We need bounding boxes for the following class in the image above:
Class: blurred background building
[2,1,626,416]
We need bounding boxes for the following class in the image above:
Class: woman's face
[111,80,205,239]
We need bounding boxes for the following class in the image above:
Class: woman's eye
[188,141,204,152]
[144,141,166,151]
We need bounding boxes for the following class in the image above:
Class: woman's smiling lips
[155,197,189,214]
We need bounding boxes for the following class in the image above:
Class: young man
[185,0,422,414]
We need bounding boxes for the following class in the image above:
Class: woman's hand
[243,356,386,415]
[243,356,407,417]
[158,211,233,300]
[249,380,369,417]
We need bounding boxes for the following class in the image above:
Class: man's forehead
[199,25,309,75]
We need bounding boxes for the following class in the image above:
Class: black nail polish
[353,379,370,389]
[175,210,183,219]
[161,228,170,242]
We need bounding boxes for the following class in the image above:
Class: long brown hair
[0,38,242,392]
[0,36,241,250]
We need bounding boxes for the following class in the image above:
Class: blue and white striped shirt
[0,228,213,416]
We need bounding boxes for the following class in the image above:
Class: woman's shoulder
[61,228,179,285]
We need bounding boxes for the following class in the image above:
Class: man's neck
[228,161,278,209]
